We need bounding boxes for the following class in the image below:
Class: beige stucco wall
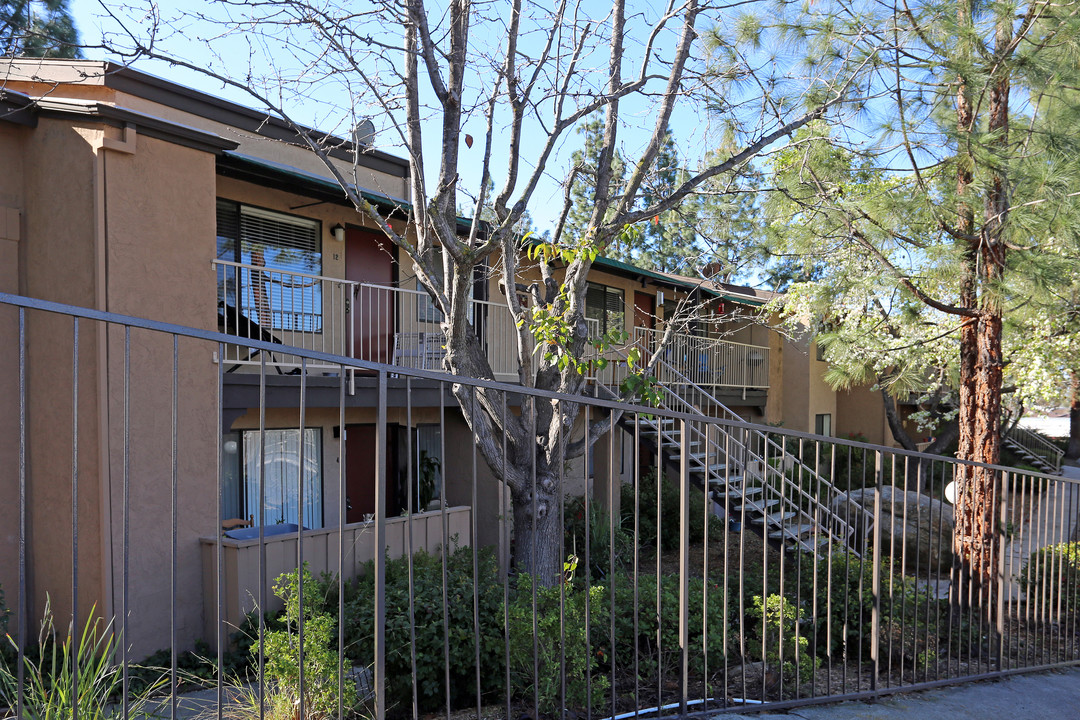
[807,341,837,435]
[836,387,890,446]
[0,123,26,631]
[780,334,811,432]
[17,119,106,638]
[98,130,221,657]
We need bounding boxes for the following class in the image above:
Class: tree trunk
[1067,372,1080,460]
[512,476,565,586]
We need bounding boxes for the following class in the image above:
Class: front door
[344,424,399,523]
[346,228,394,365]
[633,291,656,352]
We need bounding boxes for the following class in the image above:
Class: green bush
[255,564,357,719]
[564,496,636,580]
[743,593,818,685]
[620,469,710,555]
[793,552,941,665]
[606,572,729,683]
[1021,541,1080,614]
[343,546,506,715]
[508,574,609,715]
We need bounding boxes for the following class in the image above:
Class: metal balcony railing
[634,326,770,391]
[214,259,357,372]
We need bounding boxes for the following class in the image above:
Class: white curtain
[243,428,323,528]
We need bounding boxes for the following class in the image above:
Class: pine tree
[765,0,1080,608]
[1,0,80,58]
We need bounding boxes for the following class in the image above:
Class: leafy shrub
[343,546,505,715]
[620,469,710,555]
[794,552,941,666]
[606,571,729,683]
[508,574,609,715]
[255,564,357,719]
[743,594,818,685]
[1021,541,1080,614]
[564,497,636,580]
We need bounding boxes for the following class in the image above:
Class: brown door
[344,424,399,523]
[633,292,656,351]
[346,228,394,364]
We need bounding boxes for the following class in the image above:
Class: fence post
[870,450,883,692]
[679,418,691,714]
[997,470,1008,671]
[375,370,387,720]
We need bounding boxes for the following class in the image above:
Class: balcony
[213,261,768,394]
[633,326,769,391]
[215,260,358,372]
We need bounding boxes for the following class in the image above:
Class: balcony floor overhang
[222,373,536,427]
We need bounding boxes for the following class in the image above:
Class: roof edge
[0,58,409,177]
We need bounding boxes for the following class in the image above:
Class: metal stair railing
[644,355,858,550]
[596,344,857,552]
[1005,424,1065,474]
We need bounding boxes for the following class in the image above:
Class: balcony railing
[214,260,357,372]
[356,283,521,383]
[212,266,768,393]
[634,326,769,390]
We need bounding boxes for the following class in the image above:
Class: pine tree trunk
[951,5,1010,620]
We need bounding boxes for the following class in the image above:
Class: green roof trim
[218,151,478,234]
[218,151,411,216]
[590,255,766,307]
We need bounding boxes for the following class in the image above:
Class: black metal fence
[0,291,1078,720]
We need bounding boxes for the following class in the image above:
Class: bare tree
[101,0,868,583]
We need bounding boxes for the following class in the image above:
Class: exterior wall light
[331,224,346,242]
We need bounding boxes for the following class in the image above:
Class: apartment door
[344,424,399,523]
[633,292,655,352]
[346,228,394,364]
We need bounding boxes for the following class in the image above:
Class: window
[815,413,833,438]
[415,424,443,509]
[241,428,323,528]
[586,282,624,338]
[217,199,323,332]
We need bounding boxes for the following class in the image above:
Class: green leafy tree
[1,0,80,58]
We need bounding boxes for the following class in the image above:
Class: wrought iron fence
[0,291,1078,720]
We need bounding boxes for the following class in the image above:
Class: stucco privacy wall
[100,129,220,657]
[0,123,26,631]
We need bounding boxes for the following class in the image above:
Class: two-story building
[0,59,843,656]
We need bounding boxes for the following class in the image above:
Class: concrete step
[734,498,779,514]
[769,522,816,540]
[752,511,797,526]
[712,485,761,500]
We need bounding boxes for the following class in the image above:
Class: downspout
[97,122,137,626]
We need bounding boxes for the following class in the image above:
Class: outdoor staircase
[1003,425,1065,475]
[606,355,860,556]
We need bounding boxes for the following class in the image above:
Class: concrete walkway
[715,665,1080,720]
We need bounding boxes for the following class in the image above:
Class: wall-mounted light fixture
[331,223,346,242]
[656,290,664,306]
